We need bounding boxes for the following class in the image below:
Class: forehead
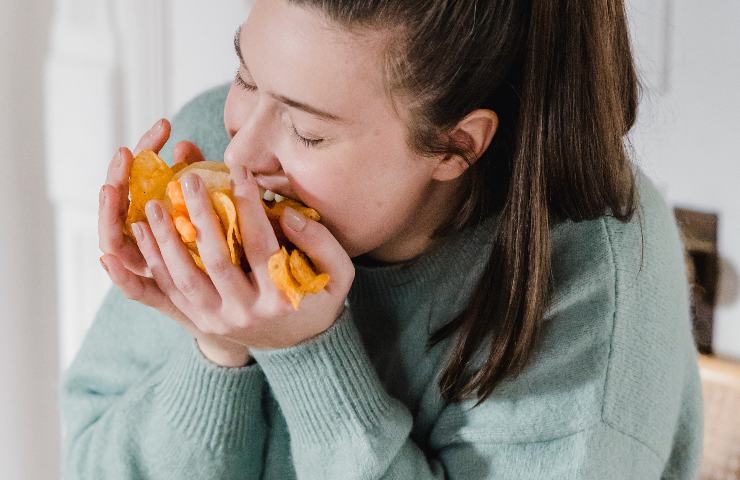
[242,0,392,123]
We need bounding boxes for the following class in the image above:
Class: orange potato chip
[189,249,205,271]
[263,199,321,222]
[268,246,304,310]
[210,190,242,265]
[301,272,330,294]
[173,161,231,192]
[173,214,197,243]
[125,150,174,238]
[166,180,187,214]
[171,161,188,175]
[123,153,330,308]
[289,249,317,287]
[289,249,330,293]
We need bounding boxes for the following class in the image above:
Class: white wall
[0,0,59,478]
[627,0,740,359]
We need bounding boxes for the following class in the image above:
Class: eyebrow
[233,25,347,124]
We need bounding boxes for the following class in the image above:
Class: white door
[46,0,253,372]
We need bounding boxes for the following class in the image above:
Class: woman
[62,0,703,478]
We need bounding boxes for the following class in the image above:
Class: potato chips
[124,150,329,310]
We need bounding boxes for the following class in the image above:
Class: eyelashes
[290,125,323,147]
[233,70,324,148]
[233,70,256,91]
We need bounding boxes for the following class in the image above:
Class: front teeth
[262,189,285,203]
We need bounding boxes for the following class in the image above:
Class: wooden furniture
[674,207,720,354]
[699,354,740,479]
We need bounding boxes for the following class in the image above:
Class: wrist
[196,336,252,368]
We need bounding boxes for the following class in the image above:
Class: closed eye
[233,71,324,148]
[234,70,256,92]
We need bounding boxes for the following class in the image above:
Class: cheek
[295,159,421,255]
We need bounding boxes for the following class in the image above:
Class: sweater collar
[349,212,500,299]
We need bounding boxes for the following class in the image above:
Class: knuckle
[235,317,251,333]
[187,204,205,219]
[175,276,200,296]
[121,284,144,302]
[152,228,173,248]
[102,232,124,253]
[208,257,232,276]
[187,315,207,333]
[264,302,287,318]
[149,266,173,291]
[232,310,254,331]
[205,321,228,337]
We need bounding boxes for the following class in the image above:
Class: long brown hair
[289,0,641,405]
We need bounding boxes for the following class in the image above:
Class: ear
[431,109,498,182]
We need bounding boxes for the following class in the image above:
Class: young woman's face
[224,0,461,262]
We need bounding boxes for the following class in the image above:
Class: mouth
[260,187,289,204]
[256,183,305,209]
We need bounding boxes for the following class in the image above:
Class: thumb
[278,206,354,293]
[173,140,206,165]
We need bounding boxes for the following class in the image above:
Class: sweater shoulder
[596,166,700,462]
[432,166,700,465]
[159,82,231,165]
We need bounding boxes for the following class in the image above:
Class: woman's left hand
[132,163,355,360]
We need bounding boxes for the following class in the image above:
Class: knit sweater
[60,84,703,479]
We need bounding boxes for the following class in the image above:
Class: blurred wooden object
[674,208,720,354]
[698,354,740,479]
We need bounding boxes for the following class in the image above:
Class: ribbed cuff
[155,339,266,452]
[250,307,396,445]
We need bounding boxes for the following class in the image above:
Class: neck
[360,175,466,265]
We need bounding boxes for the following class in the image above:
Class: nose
[224,101,282,176]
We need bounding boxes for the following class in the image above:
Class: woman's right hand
[97,119,253,367]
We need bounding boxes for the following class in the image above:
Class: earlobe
[431,109,499,182]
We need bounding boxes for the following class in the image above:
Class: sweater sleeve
[249,306,670,479]
[60,285,269,479]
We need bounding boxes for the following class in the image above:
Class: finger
[99,253,199,337]
[98,184,150,277]
[131,221,194,315]
[144,199,220,308]
[104,147,134,218]
[134,118,171,155]
[173,141,206,165]
[229,165,280,286]
[181,173,255,300]
[279,206,355,294]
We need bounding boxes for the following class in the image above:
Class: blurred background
[0,0,738,478]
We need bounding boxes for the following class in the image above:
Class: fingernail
[147,201,163,222]
[132,222,144,241]
[99,257,109,273]
[153,119,164,132]
[283,206,306,231]
[182,173,200,195]
[113,148,123,168]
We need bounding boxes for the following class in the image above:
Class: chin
[336,235,381,260]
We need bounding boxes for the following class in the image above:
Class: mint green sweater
[60,84,703,479]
